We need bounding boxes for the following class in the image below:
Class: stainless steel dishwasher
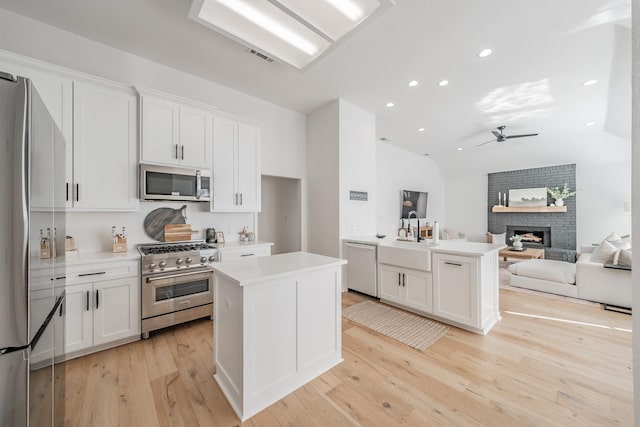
[345,241,378,297]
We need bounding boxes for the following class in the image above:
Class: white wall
[442,160,632,247]
[0,9,308,251]
[576,161,632,246]
[339,100,377,239]
[307,100,340,257]
[259,175,301,255]
[376,142,446,239]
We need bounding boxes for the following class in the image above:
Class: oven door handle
[145,270,211,283]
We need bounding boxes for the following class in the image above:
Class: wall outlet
[228,225,235,234]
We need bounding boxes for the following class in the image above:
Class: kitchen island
[211,251,347,421]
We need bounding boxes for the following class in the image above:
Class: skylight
[189,0,392,69]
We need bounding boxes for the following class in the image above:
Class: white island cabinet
[211,251,346,421]
[377,240,504,335]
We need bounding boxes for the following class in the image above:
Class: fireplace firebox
[506,225,551,248]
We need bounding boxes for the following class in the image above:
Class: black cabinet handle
[403,273,406,287]
[240,193,243,205]
[444,261,463,267]
[175,144,179,159]
[398,272,401,287]
[95,290,99,309]
[86,291,90,311]
[240,253,255,257]
[66,183,69,201]
[181,145,184,160]
[78,271,106,277]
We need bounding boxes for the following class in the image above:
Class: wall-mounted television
[401,190,428,218]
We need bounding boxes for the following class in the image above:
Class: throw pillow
[605,232,621,242]
[617,249,632,267]
[490,233,506,245]
[590,239,618,264]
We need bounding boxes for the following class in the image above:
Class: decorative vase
[513,240,523,250]
[555,199,564,207]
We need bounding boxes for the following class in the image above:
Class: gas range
[138,240,218,275]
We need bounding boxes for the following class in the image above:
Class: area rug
[343,300,448,351]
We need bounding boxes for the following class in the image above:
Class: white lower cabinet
[379,264,432,313]
[432,253,480,329]
[64,260,140,357]
[29,289,65,366]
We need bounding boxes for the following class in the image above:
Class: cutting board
[164,224,199,242]
[144,205,188,241]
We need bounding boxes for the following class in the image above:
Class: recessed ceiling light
[438,80,449,87]
[418,127,425,132]
[457,147,463,151]
[478,48,493,58]
[386,102,394,107]
[585,121,596,126]
[408,80,419,87]
[583,80,598,86]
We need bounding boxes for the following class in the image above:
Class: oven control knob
[159,261,167,269]
[200,256,207,264]
[176,258,184,265]
[185,257,192,264]
[148,262,157,270]
[209,255,216,262]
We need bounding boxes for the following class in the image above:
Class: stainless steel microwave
[140,164,211,202]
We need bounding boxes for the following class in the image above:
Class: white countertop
[344,236,506,256]
[211,251,346,286]
[31,250,140,269]
[216,240,273,251]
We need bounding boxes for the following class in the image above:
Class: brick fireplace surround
[488,164,577,262]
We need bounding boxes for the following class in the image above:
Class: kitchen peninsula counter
[211,251,346,421]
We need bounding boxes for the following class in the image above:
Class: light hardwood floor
[59,288,633,426]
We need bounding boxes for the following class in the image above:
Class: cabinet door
[403,269,433,313]
[29,289,56,365]
[73,81,138,211]
[93,277,140,346]
[179,105,211,169]
[140,95,179,166]
[237,122,261,211]
[64,283,93,354]
[432,253,478,327]
[212,116,238,211]
[378,264,403,304]
[25,71,73,210]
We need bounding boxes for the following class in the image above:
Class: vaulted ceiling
[0,0,631,174]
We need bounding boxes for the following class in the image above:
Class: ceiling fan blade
[491,130,501,138]
[505,133,539,139]
[475,139,496,147]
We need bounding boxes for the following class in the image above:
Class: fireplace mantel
[491,205,567,213]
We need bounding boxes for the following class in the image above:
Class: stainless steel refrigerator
[0,72,66,426]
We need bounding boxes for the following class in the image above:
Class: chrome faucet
[407,210,421,242]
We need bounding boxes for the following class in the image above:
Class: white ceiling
[0,0,632,170]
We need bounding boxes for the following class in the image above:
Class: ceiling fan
[476,126,539,147]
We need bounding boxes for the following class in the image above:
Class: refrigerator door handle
[29,291,65,353]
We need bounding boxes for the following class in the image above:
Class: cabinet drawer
[219,245,271,261]
[65,260,139,285]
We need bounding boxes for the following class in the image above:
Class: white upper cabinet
[212,115,261,212]
[73,81,139,211]
[139,90,211,170]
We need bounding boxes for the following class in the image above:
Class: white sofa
[576,246,632,309]
[508,246,631,309]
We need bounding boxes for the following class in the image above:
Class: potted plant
[547,183,576,207]
[510,234,523,250]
